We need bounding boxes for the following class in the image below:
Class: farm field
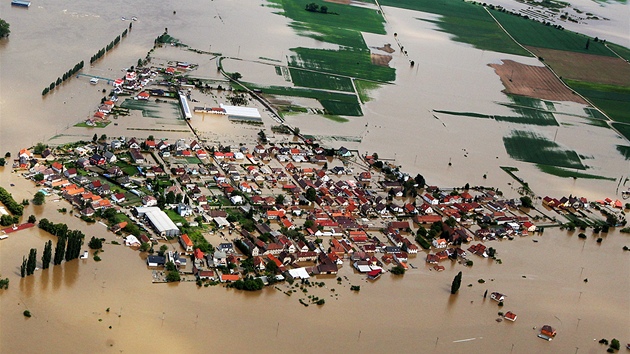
[120,99,183,120]
[489,9,616,57]
[382,0,529,55]
[527,47,630,87]
[535,165,615,180]
[611,122,630,141]
[503,130,586,169]
[354,79,380,103]
[616,145,630,160]
[566,80,630,124]
[288,22,367,48]
[289,47,395,83]
[288,69,355,92]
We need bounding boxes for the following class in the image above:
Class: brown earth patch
[375,44,395,53]
[488,59,587,104]
[527,46,630,87]
[371,53,392,66]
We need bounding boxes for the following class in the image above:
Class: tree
[33,173,44,182]
[33,143,47,155]
[229,72,242,80]
[20,256,26,277]
[320,5,328,13]
[391,265,405,275]
[275,194,285,205]
[451,271,462,294]
[0,158,5,167]
[4,152,10,158]
[0,19,9,38]
[99,134,107,141]
[33,191,46,205]
[88,236,103,249]
[165,191,176,204]
[610,339,620,350]
[305,187,317,202]
[0,277,9,290]
[520,196,533,208]
[414,174,426,188]
[166,270,181,282]
[27,248,37,276]
[42,240,52,269]
[265,260,279,274]
[140,242,151,252]
[305,3,319,12]
[585,38,590,50]
[303,219,314,230]
[53,237,66,265]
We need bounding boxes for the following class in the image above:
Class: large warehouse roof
[135,207,179,233]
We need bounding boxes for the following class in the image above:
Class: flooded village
[1,58,629,352]
[1,0,629,352]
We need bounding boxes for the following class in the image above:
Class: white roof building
[135,206,180,237]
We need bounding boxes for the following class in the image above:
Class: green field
[289,47,395,83]
[612,123,630,141]
[245,83,361,116]
[354,79,381,103]
[490,9,615,57]
[503,130,585,169]
[270,0,386,35]
[115,160,139,176]
[120,99,183,119]
[380,0,529,56]
[616,145,630,160]
[289,22,367,48]
[607,43,630,62]
[566,80,630,124]
[434,104,558,126]
[536,164,614,180]
[320,99,362,116]
[289,68,354,92]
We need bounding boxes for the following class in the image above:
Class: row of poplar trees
[20,218,85,277]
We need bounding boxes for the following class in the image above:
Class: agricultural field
[503,130,586,169]
[244,83,361,116]
[288,69,354,92]
[381,0,529,55]
[566,80,630,124]
[611,122,630,141]
[354,79,381,103]
[616,145,630,160]
[536,165,615,180]
[527,47,630,87]
[269,0,386,35]
[490,9,615,57]
[607,43,630,62]
[289,47,395,83]
[288,22,367,48]
[120,99,183,120]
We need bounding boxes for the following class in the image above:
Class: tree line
[90,28,128,65]
[42,61,84,96]
[0,186,23,216]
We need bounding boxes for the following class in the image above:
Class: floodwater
[1,0,629,352]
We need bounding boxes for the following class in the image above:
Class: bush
[88,236,103,249]
[610,339,620,350]
[391,265,405,275]
[578,233,587,239]
[165,270,181,282]
[23,310,31,317]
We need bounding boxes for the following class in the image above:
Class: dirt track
[489,60,588,103]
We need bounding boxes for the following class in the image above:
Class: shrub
[610,339,620,350]
[390,265,405,275]
[88,236,103,249]
[23,310,31,317]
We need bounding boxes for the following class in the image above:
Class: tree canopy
[0,19,9,38]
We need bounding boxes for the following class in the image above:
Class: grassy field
[320,99,362,116]
[74,121,111,128]
[380,0,529,56]
[616,145,630,160]
[289,47,395,83]
[503,130,585,169]
[434,105,559,126]
[246,83,361,116]
[354,79,381,103]
[115,160,139,176]
[611,123,630,141]
[289,68,354,92]
[608,43,630,62]
[289,22,367,48]
[270,0,386,35]
[490,9,615,57]
[566,80,630,124]
[536,164,614,180]
[120,99,183,119]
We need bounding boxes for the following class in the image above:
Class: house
[142,195,158,206]
[540,325,556,338]
[179,234,194,253]
[146,255,166,267]
[220,274,240,283]
[504,311,517,322]
[490,292,506,302]
[177,203,194,217]
[432,238,447,248]
[129,148,145,164]
[103,151,117,163]
[213,250,227,267]
[89,154,106,166]
[112,193,126,203]
[137,91,150,100]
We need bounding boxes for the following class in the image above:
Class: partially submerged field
[503,130,586,169]
[488,60,587,103]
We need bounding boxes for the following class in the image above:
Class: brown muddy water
[1,0,629,352]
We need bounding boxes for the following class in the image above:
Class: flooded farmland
[1,0,629,352]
